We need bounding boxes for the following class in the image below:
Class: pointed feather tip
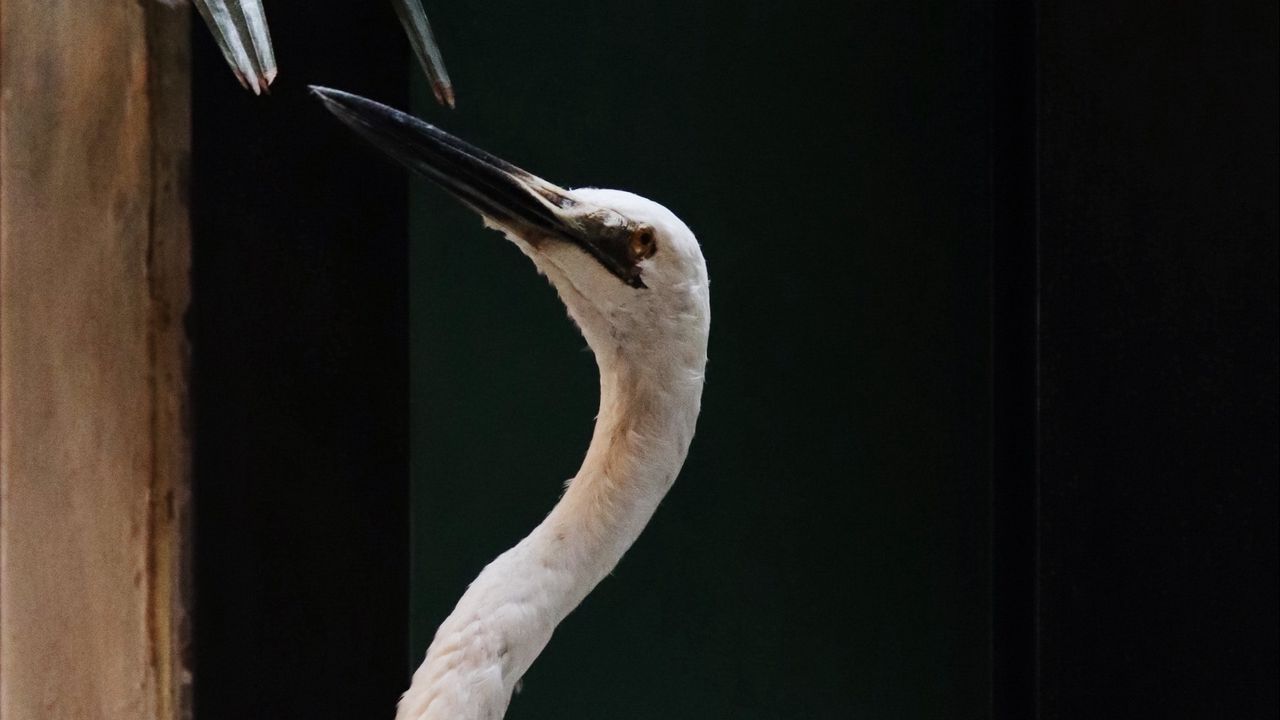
[433,81,457,109]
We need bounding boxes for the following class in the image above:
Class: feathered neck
[396,343,706,720]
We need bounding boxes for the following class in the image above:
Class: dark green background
[409,3,992,717]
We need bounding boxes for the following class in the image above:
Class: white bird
[311,87,711,720]
[191,0,455,105]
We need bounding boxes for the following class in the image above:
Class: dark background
[1036,3,1278,718]
[190,2,1278,719]
[190,4,410,718]
[407,2,992,719]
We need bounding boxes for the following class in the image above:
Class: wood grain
[0,2,191,718]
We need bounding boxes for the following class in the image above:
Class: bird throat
[397,353,705,720]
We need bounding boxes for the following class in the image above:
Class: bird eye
[629,226,657,261]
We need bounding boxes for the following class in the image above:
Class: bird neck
[399,349,704,720]
[507,350,704,662]
[540,350,704,603]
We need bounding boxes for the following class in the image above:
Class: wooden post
[0,2,191,719]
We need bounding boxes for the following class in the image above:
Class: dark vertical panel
[991,2,1039,718]
[1037,3,1279,718]
[410,2,993,717]
[191,4,409,718]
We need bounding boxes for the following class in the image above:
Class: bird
[310,86,711,720]
[190,0,454,106]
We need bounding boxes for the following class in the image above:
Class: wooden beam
[0,2,191,719]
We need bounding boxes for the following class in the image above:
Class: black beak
[309,86,650,288]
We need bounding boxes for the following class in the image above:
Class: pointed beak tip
[308,86,364,112]
[308,86,347,116]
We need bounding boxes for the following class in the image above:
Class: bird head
[311,87,709,370]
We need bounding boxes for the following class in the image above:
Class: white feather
[398,190,710,720]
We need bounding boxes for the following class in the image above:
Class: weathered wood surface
[0,2,191,719]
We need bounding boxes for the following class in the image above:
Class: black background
[190,4,410,718]
[190,2,1278,718]
[1035,3,1278,717]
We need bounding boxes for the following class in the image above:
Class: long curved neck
[398,349,705,720]
[545,350,704,590]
